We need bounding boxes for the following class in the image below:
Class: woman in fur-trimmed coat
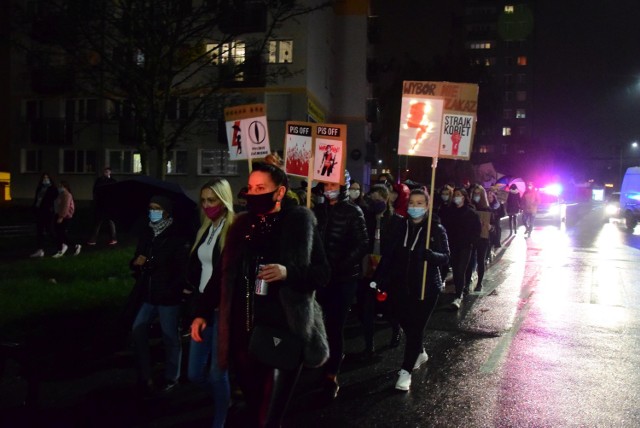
[197,162,330,428]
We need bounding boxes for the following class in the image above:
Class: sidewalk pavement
[1,224,518,428]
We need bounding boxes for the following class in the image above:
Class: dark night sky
[534,1,640,156]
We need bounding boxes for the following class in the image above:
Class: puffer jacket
[313,193,369,283]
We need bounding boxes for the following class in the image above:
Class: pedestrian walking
[87,167,118,245]
[359,184,403,358]
[217,162,330,427]
[131,195,190,395]
[30,173,58,257]
[441,187,480,310]
[313,170,369,399]
[188,178,235,428]
[506,184,521,234]
[487,188,505,251]
[371,188,450,391]
[466,186,492,292]
[52,181,81,258]
[521,182,540,237]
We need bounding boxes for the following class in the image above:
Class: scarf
[149,217,173,237]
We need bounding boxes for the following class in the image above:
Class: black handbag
[248,324,304,371]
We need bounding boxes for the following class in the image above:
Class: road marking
[480,290,534,374]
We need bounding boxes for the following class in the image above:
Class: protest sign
[224,104,270,161]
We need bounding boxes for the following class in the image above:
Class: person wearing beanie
[130,195,190,396]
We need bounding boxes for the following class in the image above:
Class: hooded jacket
[373,213,450,297]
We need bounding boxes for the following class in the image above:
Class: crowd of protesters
[28,161,538,428]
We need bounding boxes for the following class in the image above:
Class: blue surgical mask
[441,194,450,202]
[324,190,340,201]
[473,195,481,203]
[149,209,163,223]
[453,196,464,206]
[407,207,427,219]
[42,179,51,186]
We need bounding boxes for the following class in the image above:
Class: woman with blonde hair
[188,178,235,428]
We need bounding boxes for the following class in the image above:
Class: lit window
[269,40,293,63]
[516,109,526,119]
[505,5,514,14]
[517,91,527,101]
[206,41,245,65]
[167,150,188,175]
[502,127,512,136]
[60,149,97,173]
[21,149,43,173]
[199,149,237,176]
[479,145,488,153]
[517,56,527,66]
[107,149,142,174]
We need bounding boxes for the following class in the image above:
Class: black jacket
[313,195,369,283]
[373,214,450,297]
[506,192,521,215]
[133,223,190,306]
[441,204,481,249]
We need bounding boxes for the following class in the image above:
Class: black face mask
[245,190,278,216]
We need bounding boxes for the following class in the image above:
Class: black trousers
[355,279,376,351]
[318,280,358,375]
[450,244,473,298]
[35,209,53,249]
[231,343,302,428]
[466,238,490,287]
[391,288,439,372]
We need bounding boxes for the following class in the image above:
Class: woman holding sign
[370,188,450,391]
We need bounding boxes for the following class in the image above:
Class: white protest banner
[400,81,479,160]
[312,124,347,185]
[223,104,270,161]
[284,122,313,178]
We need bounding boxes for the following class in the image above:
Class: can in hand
[255,264,268,295]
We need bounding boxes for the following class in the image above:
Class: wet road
[288,206,640,427]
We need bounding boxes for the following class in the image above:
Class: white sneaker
[30,249,44,258]
[451,297,462,310]
[414,350,429,370]
[52,244,68,258]
[74,244,82,256]
[395,369,411,391]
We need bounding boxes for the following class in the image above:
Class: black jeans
[450,244,473,298]
[318,280,358,375]
[356,279,376,352]
[54,218,74,251]
[391,288,439,372]
[35,209,53,249]
[508,214,518,232]
[466,238,490,287]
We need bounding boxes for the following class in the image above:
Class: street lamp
[619,141,639,184]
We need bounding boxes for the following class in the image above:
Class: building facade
[9,0,370,202]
